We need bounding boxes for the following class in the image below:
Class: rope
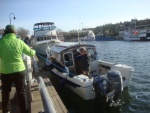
[36,52,86,80]
[36,51,49,62]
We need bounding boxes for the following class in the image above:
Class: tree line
[16,18,150,40]
[62,18,150,40]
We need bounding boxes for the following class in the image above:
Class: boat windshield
[76,47,97,61]
[87,48,97,61]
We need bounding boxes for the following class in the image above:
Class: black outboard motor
[93,70,123,107]
[93,75,107,97]
[107,70,123,101]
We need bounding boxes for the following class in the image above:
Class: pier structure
[0,55,68,113]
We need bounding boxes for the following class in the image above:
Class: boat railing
[23,54,56,113]
[34,26,56,31]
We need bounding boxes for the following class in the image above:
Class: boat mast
[78,30,80,43]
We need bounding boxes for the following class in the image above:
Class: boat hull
[50,60,134,100]
[95,36,116,41]
[123,36,150,41]
[31,41,62,55]
[123,31,150,41]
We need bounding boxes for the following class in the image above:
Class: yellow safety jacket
[0,33,36,74]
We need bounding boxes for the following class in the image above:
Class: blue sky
[0,0,150,34]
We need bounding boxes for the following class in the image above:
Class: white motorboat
[123,29,150,41]
[31,22,63,55]
[81,30,95,41]
[46,42,134,104]
[119,19,150,41]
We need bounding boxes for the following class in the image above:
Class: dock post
[23,54,33,101]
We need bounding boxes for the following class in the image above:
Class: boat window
[52,36,56,39]
[51,26,56,30]
[34,25,56,31]
[48,51,61,61]
[64,53,74,67]
[43,27,50,30]
[44,37,47,40]
[37,37,40,41]
[37,37,44,41]
[50,51,56,57]
[87,48,97,61]
[33,28,39,31]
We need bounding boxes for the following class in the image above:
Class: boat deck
[0,66,68,113]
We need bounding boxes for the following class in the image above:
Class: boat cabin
[33,22,56,32]
[48,42,97,77]
[32,22,60,45]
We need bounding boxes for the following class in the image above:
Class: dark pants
[1,71,28,113]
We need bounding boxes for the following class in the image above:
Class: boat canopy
[34,22,54,26]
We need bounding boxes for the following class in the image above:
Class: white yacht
[123,29,150,41]
[45,42,134,105]
[119,19,150,41]
[31,22,62,55]
[81,30,95,41]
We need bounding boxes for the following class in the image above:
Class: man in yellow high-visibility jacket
[0,25,36,113]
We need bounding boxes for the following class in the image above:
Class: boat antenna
[78,13,81,44]
[78,30,80,43]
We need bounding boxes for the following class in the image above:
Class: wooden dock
[0,73,68,113]
[0,56,68,113]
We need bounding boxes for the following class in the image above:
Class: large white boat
[45,42,134,105]
[123,29,150,41]
[81,30,95,41]
[31,22,62,55]
[119,19,150,41]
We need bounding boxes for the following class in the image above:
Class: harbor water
[39,41,150,113]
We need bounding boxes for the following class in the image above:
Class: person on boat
[42,56,67,73]
[79,47,90,76]
[24,35,31,45]
[0,25,36,113]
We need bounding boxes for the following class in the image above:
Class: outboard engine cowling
[92,71,123,107]
[107,70,123,101]
[93,75,107,97]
